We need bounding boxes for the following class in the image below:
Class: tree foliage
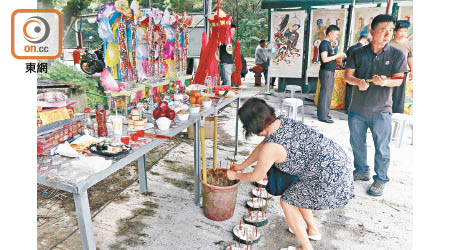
[214,0,269,57]
[38,62,108,109]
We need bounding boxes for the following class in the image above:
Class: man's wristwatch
[381,79,387,87]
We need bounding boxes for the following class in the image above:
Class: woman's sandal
[288,227,322,241]
[279,246,300,250]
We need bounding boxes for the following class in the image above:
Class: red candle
[121,136,130,145]
[130,133,139,142]
[240,220,242,230]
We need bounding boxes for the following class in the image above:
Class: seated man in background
[254,39,275,86]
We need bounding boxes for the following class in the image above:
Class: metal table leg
[73,191,96,250]
[138,154,148,193]
[194,120,201,206]
[234,97,240,156]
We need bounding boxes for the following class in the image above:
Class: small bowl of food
[202,99,212,108]
[189,104,201,114]
[177,110,189,121]
[174,94,184,103]
[156,117,171,130]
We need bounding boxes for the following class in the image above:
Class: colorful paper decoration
[115,0,132,20]
[231,39,242,86]
[194,0,231,85]
[97,2,192,102]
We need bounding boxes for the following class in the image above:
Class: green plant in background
[38,61,108,109]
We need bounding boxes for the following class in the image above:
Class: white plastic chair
[281,98,304,123]
[391,113,413,147]
[284,85,303,98]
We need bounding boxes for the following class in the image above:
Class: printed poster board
[351,7,385,45]
[397,6,413,42]
[269,10,306,78]
[307,9,347,77]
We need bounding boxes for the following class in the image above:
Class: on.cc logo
[11,9,62,60]
[23,16,50,44]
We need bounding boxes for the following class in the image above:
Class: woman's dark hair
[238,98,277,138]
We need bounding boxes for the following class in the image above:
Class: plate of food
[89,141,131,157]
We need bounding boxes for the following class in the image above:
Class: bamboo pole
[201,125,207,182]
[213,115,218,170]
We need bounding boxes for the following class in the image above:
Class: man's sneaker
[367,181,385,196]
[353,172,370,181]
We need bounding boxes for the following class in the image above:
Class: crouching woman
[227,98,354,250]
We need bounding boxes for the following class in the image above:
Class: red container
[130,133,139,142]
[121,137,130,145]
[96,105,108,137]
[136,130,144,137]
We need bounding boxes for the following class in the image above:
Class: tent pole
[344,0,355,52]
[203,0,208,34]
[386,0,394,15]
[302,7,312,92]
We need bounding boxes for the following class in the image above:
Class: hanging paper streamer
[100,68,125,92]
[194,1,232,85]
[231,39,242,86]
[97,3,115,22]
[98,17,115,43]
[130,0,142,24]
[115,0,132,20]
[97,3,192,86]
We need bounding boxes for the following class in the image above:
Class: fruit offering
[188,91,205,105]
[153,101,176,120]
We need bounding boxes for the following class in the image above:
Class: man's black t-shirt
[219,44,233,64]
[346,43,363,58]
[345,43,408,114]
[319,40,336,72]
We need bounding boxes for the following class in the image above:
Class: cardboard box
[187,116,215,139]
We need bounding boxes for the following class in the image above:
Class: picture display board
[351,7,385,45]
[397,6,413,42]
[307,9,347,77]
[269,10,306,78]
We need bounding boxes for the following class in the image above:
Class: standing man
[344,34,370,112]
[344,14,408,196]
[254,39,274,86]
[389,20,413,114]
[389,20,412,81]
[218,23,236,86]
[317,25,347,123]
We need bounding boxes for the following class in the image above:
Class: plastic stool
[281,98,304,123]
[284,85,303,98]
[391,114,413,148]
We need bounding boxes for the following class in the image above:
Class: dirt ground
[37,77,413,250]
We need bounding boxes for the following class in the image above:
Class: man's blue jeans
[348,112,392,183]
